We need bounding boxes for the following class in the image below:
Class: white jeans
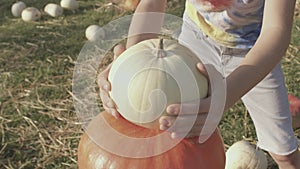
[178,12,298,155]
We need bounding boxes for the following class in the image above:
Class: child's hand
[97,45,125,119]
[159,63,212,138]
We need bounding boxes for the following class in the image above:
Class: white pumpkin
[21,7,41,22]
[108,38,208,129]
[60,0,79,10]
[85,25,105,41]
[225,140,268,169]
[44,3,63,17]
[11,1,26,17]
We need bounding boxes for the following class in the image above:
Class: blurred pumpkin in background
[113,0,140,11]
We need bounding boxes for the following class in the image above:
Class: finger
[159,113,207,133]
[104,108,120,119]
[99,88,120,119]
[167,97,211,115]
[170,126,201,139]
[159,114,207,130]
[100,89,117,109]
[113,44,126,59]
[196,62,209,79]
[99,45,125,90]
[159,116,172,130]
[98,65,112,91]
[170,115,207,139]
[103,105,120,119]
[110,108,120,119]
[98,77,111,91]
[166,101,201,115]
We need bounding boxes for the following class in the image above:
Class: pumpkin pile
[11,0,102,42]
[11,0,79,22]
[10,0,141,41]
[113,0,140,11]
[78,38,226,169]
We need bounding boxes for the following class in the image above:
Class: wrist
[199,97,211,113]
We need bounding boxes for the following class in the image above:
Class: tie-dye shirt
[185,0,265,48]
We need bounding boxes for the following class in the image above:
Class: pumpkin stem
[159,38,164,50]
[157,38,166,58]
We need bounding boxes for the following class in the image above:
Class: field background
[0,0,299,168]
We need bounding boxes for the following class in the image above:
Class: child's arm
[98,0,166,118]
[161,0,296,139]
[126,0,167,48]
[166,0,296,114]
[225,0,295,110]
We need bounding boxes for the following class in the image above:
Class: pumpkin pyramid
[78,39,226,169]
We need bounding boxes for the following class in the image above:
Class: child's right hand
[97,44,126,119]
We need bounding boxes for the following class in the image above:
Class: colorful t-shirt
[185,0,265,48]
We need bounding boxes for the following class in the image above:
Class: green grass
[0,0,299,168]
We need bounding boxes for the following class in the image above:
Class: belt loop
[195,31,203,40]
[220,46,225,55]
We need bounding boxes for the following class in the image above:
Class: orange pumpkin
[123,0,140,11]
[78,111,226,169]
[112,0,140,11]
[288,94,300,129]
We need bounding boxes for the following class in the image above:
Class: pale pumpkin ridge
[156,62,164,118]
[138,56,158,123]
[162,53,180,105]
[160,57,173,115]
[245,148,257,168]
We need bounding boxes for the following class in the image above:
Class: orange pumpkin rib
[78,111,225,169]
